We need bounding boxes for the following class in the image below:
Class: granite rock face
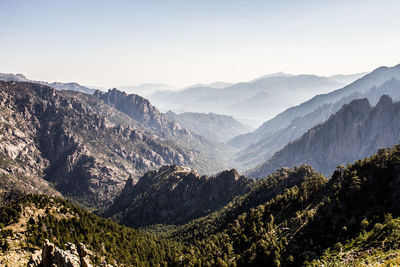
[0,81,212,209]
[104,165,254,227]
[94,88,234,172]
[28,240,95,267]
[95,88,180,134]
[248,95,400,177]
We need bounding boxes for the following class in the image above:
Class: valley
[1,64,400,266]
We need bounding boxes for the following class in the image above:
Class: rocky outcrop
[94,88,183,135]
[247,95,400,177]
[104,165,254,227]
[28,240,95,267]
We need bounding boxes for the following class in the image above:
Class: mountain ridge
[247,95,400,177]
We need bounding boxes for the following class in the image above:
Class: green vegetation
[0,195,185,266]
[3,143,400,266]
[172,144,400,266]
[164,165,317,242]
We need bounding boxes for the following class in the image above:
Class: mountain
[0,73,96,94]
[230,64,400,150]
[0,81,221,209]
[118,83,174,96]
[0,73,30,82]
[104,165,254,227]
[206,81,233,89]
[166,111,254,143]
[187,81,233,89]
[249,71,294,82]
[247,95,400,177]
[234,77,400,170]
[93,88,236,170]
[148,74,344,127]
[329,72,368,84]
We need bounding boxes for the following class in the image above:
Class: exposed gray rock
[27,250,42,267]
[247,95,400,177]
[94,88,233,172]
[29,240,95,267]
[0,81,219,210]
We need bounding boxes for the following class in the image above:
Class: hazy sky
[1,0,399,88]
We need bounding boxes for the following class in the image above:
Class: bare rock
[27,249,42,267]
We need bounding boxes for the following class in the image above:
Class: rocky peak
[376,94,393,107]
[94,88,175,131]
[341,98,371,114]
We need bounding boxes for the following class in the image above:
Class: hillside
[0,195,185,266]
[104,165,254,227]
[2,140,400,265]
[166,111,253,143]
[0,81,221,210]
[174,143,400,266]
[3,143,400,266]
[248,95,400,177]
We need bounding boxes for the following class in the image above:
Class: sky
[1,0,400,89]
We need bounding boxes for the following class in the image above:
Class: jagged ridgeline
[2,145,400,266]
[0,81,223,210]
[103,166,255,227]
[247,95,400,178]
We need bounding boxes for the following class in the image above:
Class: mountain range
[2,64,400,266]
[0,81,229,210]
[148,72,364,127]
[230,64,400,171]
[248,95,400,177]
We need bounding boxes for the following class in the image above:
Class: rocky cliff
[247,95,400,177]
[28,240,95,267]
[105,165,254,227]
[0,81,216,209]
[94,88,236,171]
